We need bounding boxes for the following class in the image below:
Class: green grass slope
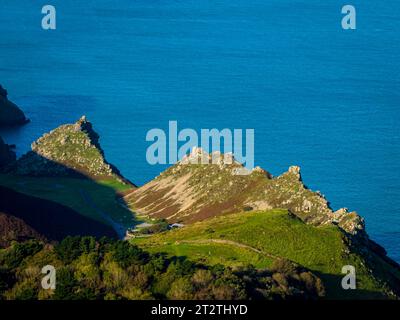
[0,174,135,230]
[131,209,400,299]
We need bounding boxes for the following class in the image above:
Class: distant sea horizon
[1,0,399,262]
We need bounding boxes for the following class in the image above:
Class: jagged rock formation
[125,147,364,236]
[0,136,16,168]
[12,116,129,182]
[0,85,29,126]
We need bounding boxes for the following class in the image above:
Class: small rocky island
[0,84,29,126]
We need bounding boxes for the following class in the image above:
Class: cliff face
[0,137,16,168]
[13,116,130,183]
[124,148,364,236]
[0,85,29,126]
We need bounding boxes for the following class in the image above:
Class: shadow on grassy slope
[0,151,140,242]
[0,184,117,242]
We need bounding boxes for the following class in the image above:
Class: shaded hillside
[0,212,45,248]
[0,85,29,126]
[0,185,118,241]
[124,148,363,236]
[0,137,16,168]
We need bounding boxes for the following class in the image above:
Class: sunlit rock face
[125,150,363,236]
[12,116,126,182]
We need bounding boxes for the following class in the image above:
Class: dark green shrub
[2,241,43,269]
[112,241,148,268]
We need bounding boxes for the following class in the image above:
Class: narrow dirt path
[176,238,279,260]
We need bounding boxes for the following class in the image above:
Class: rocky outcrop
[0,136,16,168]
[13,116,130,183]
[124,148,364,236]
[0,85,29,126]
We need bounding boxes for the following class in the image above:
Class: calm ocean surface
[0,1,399,261]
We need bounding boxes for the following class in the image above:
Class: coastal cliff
[0,137,16,168]
[12,116,132,185]
[0,85,29,126]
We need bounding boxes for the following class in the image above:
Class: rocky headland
[0,85,29,126]
[11,116,133,186]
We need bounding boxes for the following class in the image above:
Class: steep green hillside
[131,209,400,299]
[0,185,118,243]
[0,174,135,232]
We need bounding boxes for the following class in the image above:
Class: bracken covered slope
[124,148,363,236]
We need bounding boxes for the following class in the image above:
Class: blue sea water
[0,1,399,261]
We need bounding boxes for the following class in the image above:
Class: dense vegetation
[0,236,325,300]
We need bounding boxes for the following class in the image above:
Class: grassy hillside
[0,236,326,300]
[131,209,399,299]
[0,174,135,230]
[0,185,118,242]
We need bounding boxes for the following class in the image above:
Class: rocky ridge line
[125,147,364,236]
